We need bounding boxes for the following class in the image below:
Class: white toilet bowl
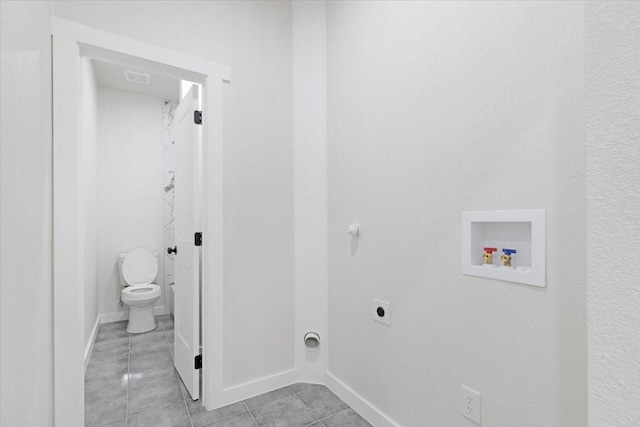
[121,284,161,333]
[119,247,161,333]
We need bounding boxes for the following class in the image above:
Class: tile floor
[85,315,371,427]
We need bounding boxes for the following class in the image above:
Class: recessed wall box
[462,210,545,287]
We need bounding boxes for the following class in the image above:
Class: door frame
[51,18,228,425]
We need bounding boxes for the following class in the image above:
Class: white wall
[52,0,295,389]
[293,0,328,383]
[585,2,640,425]
[0,1,54,425]
[3,1,640,424]
[97,87,165,317]
[326,2,586,426]
[83,58,100,356]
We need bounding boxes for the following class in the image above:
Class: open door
[174,85,201,400]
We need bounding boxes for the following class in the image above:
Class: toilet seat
[121,247,158,285]
[121,284,161,302]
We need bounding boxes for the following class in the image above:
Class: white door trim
[51,18,228,425]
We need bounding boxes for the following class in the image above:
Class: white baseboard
[326,371,400,427]
[100,310,128,324]
[220,369,298,406]
[154,305,168,316]
[208,368,400,427]
[100,306,166,324]
[84,315,101,373]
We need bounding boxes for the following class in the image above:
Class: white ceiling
[92,59,180,101]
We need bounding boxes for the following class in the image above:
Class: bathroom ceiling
[92,59,181,102]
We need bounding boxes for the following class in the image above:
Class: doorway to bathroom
[85,57,203,401]
[51,18,229,426]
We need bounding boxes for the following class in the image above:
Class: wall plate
[462,210,546,287]
[461,384,481,424]
[373,299,390,326]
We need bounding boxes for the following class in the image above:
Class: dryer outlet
[373,299,390,326]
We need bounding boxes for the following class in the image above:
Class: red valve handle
[483,247,497,253]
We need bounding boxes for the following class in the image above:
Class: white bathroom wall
[0,1,54,425]
[83,58,100,358]
[52,0,295,389]
[292,0,328,383]
[585,2,640,425]
[326,2,586,426]
[97,87,165,317]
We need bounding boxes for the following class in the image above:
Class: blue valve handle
[502,248,517,255]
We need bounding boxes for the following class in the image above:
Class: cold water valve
[501,248,517,268]
[483,247,498,266]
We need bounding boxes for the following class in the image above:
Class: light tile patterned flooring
[85,315,371,427]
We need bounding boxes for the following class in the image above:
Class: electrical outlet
[373,299,390,326]
[461,385,481,424]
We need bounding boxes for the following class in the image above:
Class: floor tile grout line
[183,398,194,427]
[198,406,252,426]
[126,399,191,420]
[163,320,175,361]
[125,331,131,427]
[317,406,353,423]
[161,316,174,359]
[290,385,358,426]
[243,400,260,427]
[288,383,322,396]
[290,387,322,424]
[164,319,192,426]
[173,331,195,427]
[125,318,187,423]
[303,418,324,427]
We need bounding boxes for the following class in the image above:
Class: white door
[174,85,201,400]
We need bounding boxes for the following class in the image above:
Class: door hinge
[194,110,202,125]
[195,232,202,246]
[194,354,202,369]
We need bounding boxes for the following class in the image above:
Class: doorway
[51,18,229,425]
[85,55,203,398]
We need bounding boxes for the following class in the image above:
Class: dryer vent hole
[304,332,320,349]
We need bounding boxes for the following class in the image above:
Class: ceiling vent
[123,69,151,85]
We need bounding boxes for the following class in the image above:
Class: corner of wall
[292,0,329,384]
[0,1,54,425]
[326,372,399,427]
[585,1,640,424]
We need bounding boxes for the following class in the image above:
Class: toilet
[118,247,162,333]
